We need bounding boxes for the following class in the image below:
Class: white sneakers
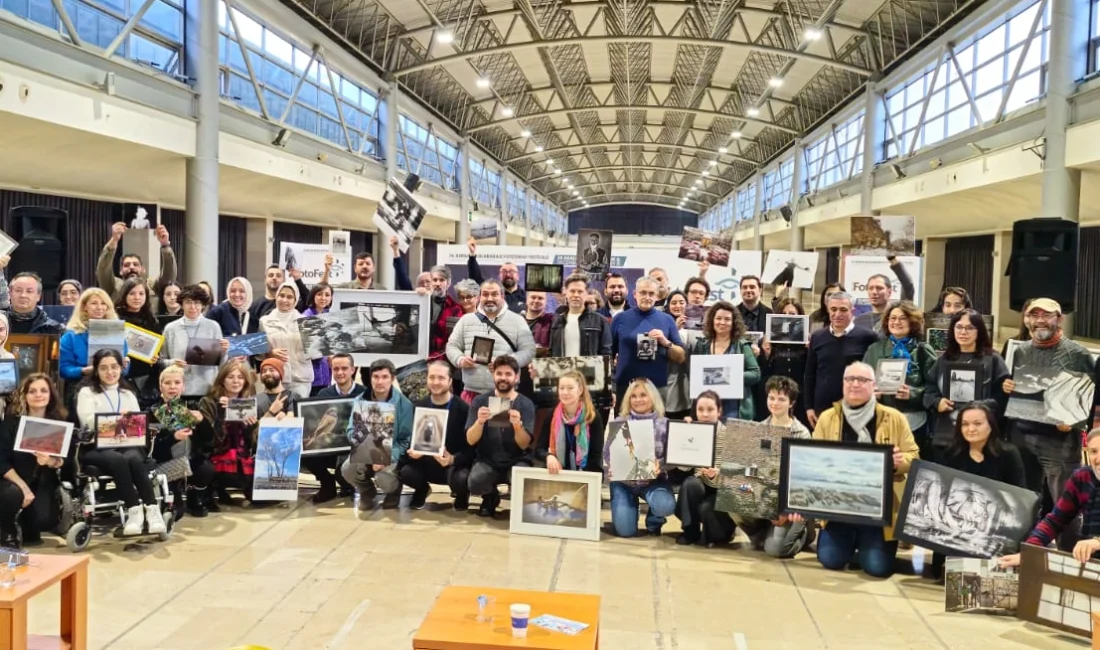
[122,504,167,536]
[145,505,167,534]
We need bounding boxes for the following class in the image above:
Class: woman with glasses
[663,290,703,421]
[922,309,1010,463]
[453,279,480,316]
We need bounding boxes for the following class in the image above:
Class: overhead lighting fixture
[694,180,702,186]
[436,30,454,44]
[535,145,544,152]
[709,160,718,166]
[476,77,491,88]
[554,169,562,175]
[730,131,742,139]
[702,171,710,177]
[718,146,728,154]
[804,27,822,41]
[572,190,579,196]
[501,107,514,117]
[747,107,760,117]
[563,178,569,184]
[768,77,784,88]
[567,184,574,189]
[521,129,531,137]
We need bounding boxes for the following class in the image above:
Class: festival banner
[277,242,352,286]
[842,254,924,311]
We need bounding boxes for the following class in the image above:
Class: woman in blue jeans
[605,378,676,537]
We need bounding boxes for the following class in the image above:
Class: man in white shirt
[549,274,612,358]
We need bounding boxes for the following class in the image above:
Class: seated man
[342,359,413,511]
[396,360,472,511]
[465,356,535,517]
[807,361,920,578]
[301,353,363,503]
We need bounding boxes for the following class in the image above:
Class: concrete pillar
[522,184,533,246]
[457,139,471,244]
[921,237,946,309]
[497,172,508,245]
[752,175,764,250]
[990,231,1015,344]
[183,0,220,284]
[789,140,805,252]
[245,217,274,290]
[860,83,878,216]
[376,81,398,289]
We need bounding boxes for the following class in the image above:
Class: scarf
[1033,329,1064,349]
[549,404,589,469]
[264,282,302,325]
[9,307,39,322]
[889,335,913,360]
[842,395,877,444]
[153,397,195,431]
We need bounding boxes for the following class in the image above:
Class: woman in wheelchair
[198,361,258,506]
[0,374,67,547]
[75,349,166,536]
[148,366,213,520]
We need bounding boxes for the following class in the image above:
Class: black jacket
[6,308,64,335]
[549,310,613,357]
[468,256,526,313]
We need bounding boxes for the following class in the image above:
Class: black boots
[187,487,209,518]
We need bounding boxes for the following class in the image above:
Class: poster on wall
[842,255,923,313]
[278,243,351,286]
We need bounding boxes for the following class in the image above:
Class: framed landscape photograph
[14,416,73,458]
[0,359,18,395]
[87,319,126,358]
[252,417,304,501]
[327,290,430,368]
[295,397,355,456]
[509,467,602,542]
[689,354,744,399]
[765,314,809,345]
[94,412,148,449]
[664,420,716,468]
[124,323,163,365]
[945,363,983,404]
[778,438,894,527]
[525,263,564,293]
[896,460,1039,558]
[875,358,908,394]
[6,334,56,375]
[411,407,448,456]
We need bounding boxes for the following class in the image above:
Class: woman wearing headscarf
[260,282,312,398]
[57,280,82,307]
[206,277,254,338]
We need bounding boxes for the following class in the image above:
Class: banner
[277,242,351,286]
[842,255,923,311]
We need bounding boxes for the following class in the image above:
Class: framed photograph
[327,290,430,368]
[689,354,745,399]
[765,314,809,345]
[14,416,73,458]
[1004,339,1024,372]
[896,460,1038,558]
[328,229,351,257]
[762,251,818,289]
[226,397,257,422]
[120,202,158,229]
[715,419,792,520]
[779,438,894,526]
[677,226,732,266]
[525,263,564,293]
[927,328,949,353]
[87,319,126,358]
[529,356,610,404]
[1006,366,1096,427]
[635,333,656,361]
[945,558,1018,615]
[1017,543,1100,637]
[471,336,495,365]
[124,323,164,365]
[295,397,355,456]
[41,305,73,324]
[509,467,602,542]
[683,304,705,331]
[395,359,429,404]
[372,179,427,253]
[6,334,56,375]
[226,332,270,359]
[743,331,764,347]
[93,412,148,449]
[184,337,223,366]
[347,400,395,466]
[411,407,448,456]
[252,417,304,501]
[0,359,19,395]
[875,358,908,394]
[850,216,916,256]
[576,229,613,276]
[0,229,18,258]
[469,217,499,241]
[665,420,717,468]
[603,418,665,483]
[924,312,994,336]
[945,363,983,404]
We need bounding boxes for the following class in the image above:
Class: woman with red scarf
[534,370,604,474]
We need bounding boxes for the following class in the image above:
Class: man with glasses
[805,361,919,578]
[804,291,879,427]
[1002,297,1095,551]
[466,239,526,313]
[610,277,685,406]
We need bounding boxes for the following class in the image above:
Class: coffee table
[0,554,88,650]
[413,585,600,650]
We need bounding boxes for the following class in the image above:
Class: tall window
[735,185,757,222]
[467,157,501,209]
[804,110,864,192]
[762,159,794,210]
[397,115,459,190]
[507,181,525,221]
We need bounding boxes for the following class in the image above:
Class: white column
[789,140,804,252]
[752,175,764,250]
[376,81,398,288]
[457,139,471,244]
[183,0,220,283]
[522,184,533,246]
[497,172,508,245]
[860,83,878,216]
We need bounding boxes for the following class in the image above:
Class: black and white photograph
[317,290,430,368]
[762,250,818,289]
[348,400,395,466]
[779,438,894,527]
[226,397,257,422]
[683,304,706,331]
[87,319,126,359]
[469,217,499,241]
[603,419,663,483]
[665,420,717,468]
[896,460,1040,558]
[689,354,744,400]
[124,323,163,365]
[525,263,564,293]
[120,203,158,229]
[875,358,909,394]
[677,226,732,266]
[636,333,656,361]
[946,364,983,404]
[743,331,764,348]
[328,230,350,257]
[0,360,18,395]
[226,332,271,359]
[1005,366,1096,427]
[487,396,511,418]
[530,356,609,402]
[765,314,809,345]
[372,179,427,253]
[411,407,448,456]
[184,337,223,366]
[296,397,355,455]
[471,336,495,365]
[576,229,613,276]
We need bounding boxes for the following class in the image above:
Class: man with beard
[610,277,685,406]
[0,270,64,334]
[524,291,553,352]
[1002,298,1095,551]
[300,353,363,503]
[465,356,535,516]
[342,359,413,511]
[599,273,631,321]
[853,257,915,332]
[397,360,473,511]
[421,265,464,360]
[550,274,612,358]
[247,265,308,331]
[326,251,389,291]
[466,238,525,313]
[446,279,536,402]
[96,221,177,310]
[257,358,298,421]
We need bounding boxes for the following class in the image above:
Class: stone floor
[17,490,1093,650]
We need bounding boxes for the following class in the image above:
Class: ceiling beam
[470,104,799,135]
[530,164,737,185]
[507,142,756,165]
[547,180,721,198]
[560,192,706,208]
[568,200,699,214]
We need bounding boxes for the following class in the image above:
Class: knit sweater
[1011,337,1096,435]
[74,385,141,430]
[162,316,224,397]
[804,325,880,414]
[610,307,683,389]
[1027,467,1098,546]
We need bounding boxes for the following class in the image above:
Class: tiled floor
[18,491,1092,650]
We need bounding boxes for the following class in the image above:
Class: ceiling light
[521,129,531,137]
[567,184,574,189]
[694,180,702,186]
[501,107,514,117]
[709,160,718,166]
[747,107,760,117]
[535,145,544,152]
[554,169,562,175]
[719,146,728,154]
[702,171,710,177]
[436,30,454,44]
[768,77,783,88]
[563,178,569,183]
[572,190,579,196]
[804,27,822,41]
[476,77,491,88]
[730,131,742,139]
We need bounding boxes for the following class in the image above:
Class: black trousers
[677,476,736,544]
[397,457,470,499]
[81,448,156,508]
[189,457,215,489]
[0,472,61,542]
[468,460,532,498]
[300,455,353,490]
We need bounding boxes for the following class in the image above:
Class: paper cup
[510,603,531,638]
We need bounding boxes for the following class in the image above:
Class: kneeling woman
[0,375,68,547]
[605,378,676,537]
[198,361,259,505]
[75,349,165,536]
[535,370,604,474]
[675,391,736,548]
[149,366,214,519]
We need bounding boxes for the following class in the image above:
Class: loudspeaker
[779,205,793,223]
[1007,218,1078,313]
[8,206,66,292]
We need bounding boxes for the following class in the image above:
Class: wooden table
[413,586,599,650]
[0,554,88,650]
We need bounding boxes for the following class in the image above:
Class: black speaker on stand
[1006,217,1078,313]
[9,206,67,292]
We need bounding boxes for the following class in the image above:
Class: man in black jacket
[0,272,64,335]
[300,353,363,503]
[804,291,879,427]
[467,239,525,313]
[397,360,473,511]
[549,274,612,357]
[737,275,771,333]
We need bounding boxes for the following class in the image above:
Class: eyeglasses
[954,325,977,333]
[843,376,874,385]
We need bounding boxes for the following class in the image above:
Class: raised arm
[889,256,915,302]
[390,237,413,291]
[97,223,125,290]
[153,225,177,293]
[467,238,486,286]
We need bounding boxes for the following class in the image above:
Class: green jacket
[691,338,760,421]
[862,338,937,414]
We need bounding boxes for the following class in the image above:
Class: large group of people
[0,222,1093,587]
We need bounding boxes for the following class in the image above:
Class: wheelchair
[55,427,176,552]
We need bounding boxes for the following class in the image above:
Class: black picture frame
[895,460,1039,559]
[471,336,495,365]
[0,359,19,396]
[664,420,717,468]
[93,412,149,450]
[945,362,984,405]
[778,438,894,527]
[525,263,564,293]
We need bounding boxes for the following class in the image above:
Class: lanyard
[103,389,120,414]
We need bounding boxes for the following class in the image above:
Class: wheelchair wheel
[158,511,174,542]
[66,522,91,552]
[54,487,77,536]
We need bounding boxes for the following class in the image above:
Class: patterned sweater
[1027,467,1099,546]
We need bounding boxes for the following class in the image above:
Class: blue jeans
[816,522,898,578]
[609,480,676,537]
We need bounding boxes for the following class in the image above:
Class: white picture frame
[14,416,73,458]
[689,354,745,399]
[665,420,717,468]
[762,250,819,289]
[328,289,431,368]
[509,467,602,542]
[0,229,18,258]
[765,314,809,345]
[372,179,427,253]
[253,417,304,502]
[411,407,448,456]
[328,230,351,257]
[875,358,909,394]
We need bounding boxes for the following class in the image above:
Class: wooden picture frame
[778,438,894,527]
[6,334,57,376]
[1017,543,1100,637]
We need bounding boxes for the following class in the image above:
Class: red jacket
[431,295,465,360]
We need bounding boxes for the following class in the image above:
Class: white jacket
[260,311,314,386]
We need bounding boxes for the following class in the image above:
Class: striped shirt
[1027,467,1099,546]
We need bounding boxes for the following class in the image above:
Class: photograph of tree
[252,418,304,501]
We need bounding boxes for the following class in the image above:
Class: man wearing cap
[257,358,298,421]
[1003,297,1096,551]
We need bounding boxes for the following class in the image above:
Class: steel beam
[469,105,799,135]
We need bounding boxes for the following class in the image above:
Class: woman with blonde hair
[198,360,258,506]
[60,288,126,383]
[606,377,675,537]
[260,283,312,398]
[535,370,604,474]
[148,365,212,520]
